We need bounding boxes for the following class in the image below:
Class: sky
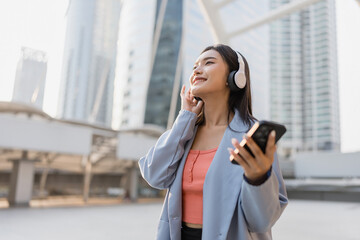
[0,0,359,153]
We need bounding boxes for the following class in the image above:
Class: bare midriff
[183,222,203,229]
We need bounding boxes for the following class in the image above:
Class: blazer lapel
[202,110,251,238]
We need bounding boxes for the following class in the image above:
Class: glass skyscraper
[114,0,189,129]
[58,0,121,127]
[270,0,340,156]
[144,0,183,127]
[112,0,157,129]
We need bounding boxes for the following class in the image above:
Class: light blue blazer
[139,109,288,240]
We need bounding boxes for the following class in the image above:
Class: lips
[193,77,207,85]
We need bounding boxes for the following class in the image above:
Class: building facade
[58,0,121,127]
[12,47,47,109]
[114,0,191,129]
[270,0,340,156]
[144,0,183,127]
[112,0,157,129]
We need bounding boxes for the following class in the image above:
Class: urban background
[0,0,360,238]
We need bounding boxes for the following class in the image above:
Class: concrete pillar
[8,158,35,207]
[129,162,139,202]
[83,157,92,202]
[39,168,49,198]
[120,170,130,200]
[39,155,52,198]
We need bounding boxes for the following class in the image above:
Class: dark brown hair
[196,44,257,130]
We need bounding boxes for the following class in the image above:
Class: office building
[114,0,191,129]
[58,0,121,127]
[270,0,340,155]
[12,47,47,109]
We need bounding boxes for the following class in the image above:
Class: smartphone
[231,120,286,165]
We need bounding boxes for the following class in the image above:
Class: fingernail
[231,138,238,144]
[271,130,276,137]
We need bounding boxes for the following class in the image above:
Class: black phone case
[231,120,286,165]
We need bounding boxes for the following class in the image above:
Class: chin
[190,86,202,97]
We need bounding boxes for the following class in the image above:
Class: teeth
[194,80,205,84]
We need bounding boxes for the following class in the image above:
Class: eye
[205,61,214,65]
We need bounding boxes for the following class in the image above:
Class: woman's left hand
[228,131,276,183]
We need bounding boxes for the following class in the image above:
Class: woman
[139,44,288,240]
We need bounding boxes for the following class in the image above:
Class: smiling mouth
[193,78,206,85]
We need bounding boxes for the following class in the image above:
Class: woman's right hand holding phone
[180,85,203,115]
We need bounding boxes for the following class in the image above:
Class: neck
[201,92,234,128]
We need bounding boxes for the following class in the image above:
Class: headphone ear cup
[227,70,241,91]
[234,70,246,89]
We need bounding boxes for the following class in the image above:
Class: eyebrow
[195,56,217,64]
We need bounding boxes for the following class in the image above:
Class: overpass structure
[196,0,324,43]
[0,102,163,206]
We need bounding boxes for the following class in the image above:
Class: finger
[265,130,277,159]
[185,87,192,101]
[228,147,250,170]
[189,91,194,98]
[194,100,203,112]
[237,144,256,166]
[189,92,197,102]
[244,135,265,159]
[231,137,240,148]
[186,86,191,96]
[180,85,185,96]
[231,138,251,166]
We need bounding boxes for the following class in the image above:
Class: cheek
[212,70,228,85]
[209,66,228,81]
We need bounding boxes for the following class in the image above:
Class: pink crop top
[182,147,218,224]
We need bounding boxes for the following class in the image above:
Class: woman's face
[190,49,229,98]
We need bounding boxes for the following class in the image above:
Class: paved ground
[0,199,359,240]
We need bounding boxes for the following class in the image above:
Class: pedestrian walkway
[0,199,359,240]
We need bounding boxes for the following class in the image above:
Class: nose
[193,65,202,75]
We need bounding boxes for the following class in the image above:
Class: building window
[123,104,129,111]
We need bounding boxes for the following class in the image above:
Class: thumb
[194,100,204,113]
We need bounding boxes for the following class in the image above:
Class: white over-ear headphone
[227,51,246,91]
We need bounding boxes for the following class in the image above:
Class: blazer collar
[229,108,252,133]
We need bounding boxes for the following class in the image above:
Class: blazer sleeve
[239,151,288,233]
[138,110,197,190]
